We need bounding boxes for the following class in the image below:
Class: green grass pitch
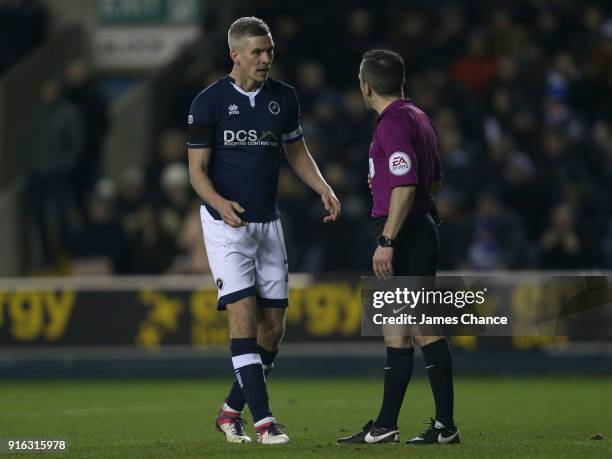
[1,377,610,458]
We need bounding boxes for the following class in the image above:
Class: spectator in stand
[452,32,497,97]
[64,58,110,223]
[130,205,177,274]
[341,89,374,168]
[24,77,83,268]
[158,162,192,239]
[498,152,543,242]
[486,9,530,57]
[436,188,471,270]
[539,203,586,269]
[430,6,467,65]
[466,193,526,270]
[146,129,188,193]
[437,126,479,206]
[68,179,132,274]
[311,163,361,272]
[271,15,305,83]
[116,168,148,236]
[295,61,336,114]
[387,7,432,73]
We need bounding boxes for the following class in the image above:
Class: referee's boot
[407,418,460,444]
[337,420,400,444]
[215,404,252,444]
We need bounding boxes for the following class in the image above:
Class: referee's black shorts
[374,212,439,276]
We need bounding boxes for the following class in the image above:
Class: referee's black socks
[421,338,455,428]
[226,344,278,412]
[375,346,414,429]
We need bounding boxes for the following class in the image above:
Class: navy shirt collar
[226,74,270,93]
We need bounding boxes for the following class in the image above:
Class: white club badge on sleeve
[388,151,411,176]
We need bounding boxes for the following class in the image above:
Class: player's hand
[373,245,394,280]
[321,191,341,223]
[367,174,372,190]
[215,199,247,227]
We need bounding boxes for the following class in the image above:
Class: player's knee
[413,335,445,347]
[268,323,286,348]
[259,323,285,349]
[384,335,412,348]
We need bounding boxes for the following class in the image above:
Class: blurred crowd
[22,61,211,274]
[18,0,612,274]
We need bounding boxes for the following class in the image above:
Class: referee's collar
[377,98,411,123]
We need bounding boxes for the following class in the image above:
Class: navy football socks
[226,344,278,412]
[229,338,273,424]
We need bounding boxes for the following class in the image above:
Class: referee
[338,49,459,445]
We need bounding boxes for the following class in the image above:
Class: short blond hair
[228,17,271,51]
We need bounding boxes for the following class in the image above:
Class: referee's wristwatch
[377,235,395,247]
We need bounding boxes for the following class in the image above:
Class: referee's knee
[384,335,412,348]
[413,335,445,348]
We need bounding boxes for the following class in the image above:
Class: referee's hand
[373,246,394,280]
[216,199,247,227]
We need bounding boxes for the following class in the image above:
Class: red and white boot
[255,418,290,445]
[215,403,251,444]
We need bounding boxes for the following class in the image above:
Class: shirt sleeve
[186,92,215,148]
[282,88,303,144]
[379,116,418,187]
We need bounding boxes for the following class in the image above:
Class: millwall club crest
[268,101,280,115]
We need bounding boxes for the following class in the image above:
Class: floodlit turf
[1,377,610,458]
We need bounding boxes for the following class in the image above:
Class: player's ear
[229,49,240,65]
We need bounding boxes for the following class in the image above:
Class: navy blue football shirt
[187,75,303,222]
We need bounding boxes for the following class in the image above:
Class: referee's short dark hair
[228,17,271,51]
[360,49,405,97]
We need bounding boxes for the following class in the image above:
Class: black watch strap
[377,235,395,247]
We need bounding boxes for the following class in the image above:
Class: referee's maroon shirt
[368,98,442,218]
